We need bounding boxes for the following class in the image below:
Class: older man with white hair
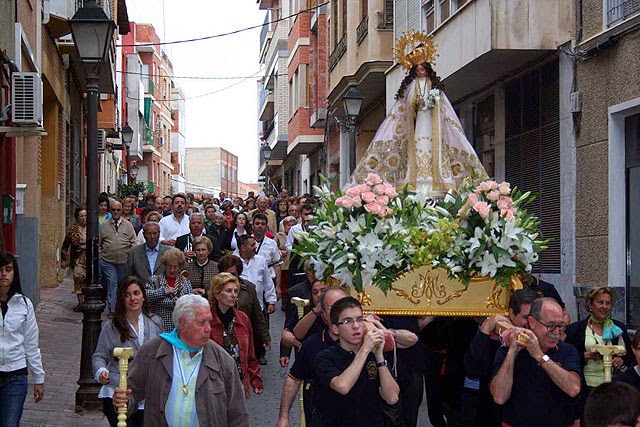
[113,295,249,427]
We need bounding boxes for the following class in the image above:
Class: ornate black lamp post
[68,0,115,412]
[261,143,272,195]
[342,87,364,176]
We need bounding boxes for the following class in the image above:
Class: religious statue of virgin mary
[348,30,487,197]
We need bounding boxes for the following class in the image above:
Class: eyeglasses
[531,317,567,332]
[112,208,122,212]
[336,316,365,327]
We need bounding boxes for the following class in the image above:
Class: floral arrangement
[294,173,545,293]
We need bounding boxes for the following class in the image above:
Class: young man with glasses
[313,297,399,427]
[490,297,582,427]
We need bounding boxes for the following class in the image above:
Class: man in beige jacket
[99,200,136,314]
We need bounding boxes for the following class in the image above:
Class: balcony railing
[357,15,369,44]
[329,35,347,72]
[607,0,640,26]
[377,9,393,30]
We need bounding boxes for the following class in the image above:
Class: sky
[127,0,266,183]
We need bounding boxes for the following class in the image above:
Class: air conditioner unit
[11,72,43,125]
[97,129,106,153]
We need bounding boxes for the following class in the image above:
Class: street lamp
[261,143,272,195]
[121,123,134,182]
[68,0,115,412]
[130,162,139,181]
[342,87,364,176]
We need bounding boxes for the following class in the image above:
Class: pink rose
[378,206,393,217]
[346,186,361,198]
[473,201,491,218]
[361,192,376,203]
[501,208,515,220]
[356,184,370,194]
[364,202,382,214]
[336,196,353,209]
[497,196,513,211]
[476,180,498,193]
[383,183,398,198]
[465,193,479,208]
[498,182,511,195]
[366,173,383,185]
[486,190,500,202]
[373,184,386,195]
[375,195,389,205]
[351,195,362,208]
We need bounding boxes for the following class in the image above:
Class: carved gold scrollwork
[357,290,372,307]
[485,282,508,311]
[390,270,467,307]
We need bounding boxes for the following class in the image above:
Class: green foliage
[116,182,147,199]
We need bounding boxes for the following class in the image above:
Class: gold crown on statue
[395,29,437,69]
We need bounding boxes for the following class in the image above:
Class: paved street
[21,276,431,426]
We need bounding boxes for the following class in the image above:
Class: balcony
[431,0,573,101]
[259,14,273,60]
[258,89,274,122]
[329,35,347,72]
[356,16,368,45]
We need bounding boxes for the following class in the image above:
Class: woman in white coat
[0,251,45,427]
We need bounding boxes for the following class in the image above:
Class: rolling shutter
[505,61,561,273]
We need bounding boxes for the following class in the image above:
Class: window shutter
[504,61,561,274]
[407,0,420,31]
[394,0,408,41]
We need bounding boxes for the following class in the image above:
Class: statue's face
[415,64,427,77]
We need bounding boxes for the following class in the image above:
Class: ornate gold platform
[342,266,522,316]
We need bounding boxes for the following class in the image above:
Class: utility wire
[117,1,329,48]
[125,70,263,102]
[117,69,267,80]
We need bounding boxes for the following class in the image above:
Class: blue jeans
[100,259,127,314]
[0,369,28,427]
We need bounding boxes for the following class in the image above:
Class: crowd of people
[1,187,640,427]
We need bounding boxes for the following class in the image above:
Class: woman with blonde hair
[566,286,634,389]
[121,197,141,231]
[208,273,263,398]
[144,248,193,331]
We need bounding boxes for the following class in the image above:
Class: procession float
[294,31,546,316]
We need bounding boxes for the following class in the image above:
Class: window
[422,0,435,33]
[606,0,640,27]
[504,61,561,273]
[289,65,309,116]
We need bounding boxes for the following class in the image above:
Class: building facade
[257,0,290,194]
[171,86,187,194]
[0,0,129,302]
[131,23,174,196]
[185,147,239,197]
[574,0,640,326]
[326,0,395,188]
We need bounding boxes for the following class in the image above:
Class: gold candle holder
[113,347,135,427]
[291,297,310,427]
[591,344,626,383]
